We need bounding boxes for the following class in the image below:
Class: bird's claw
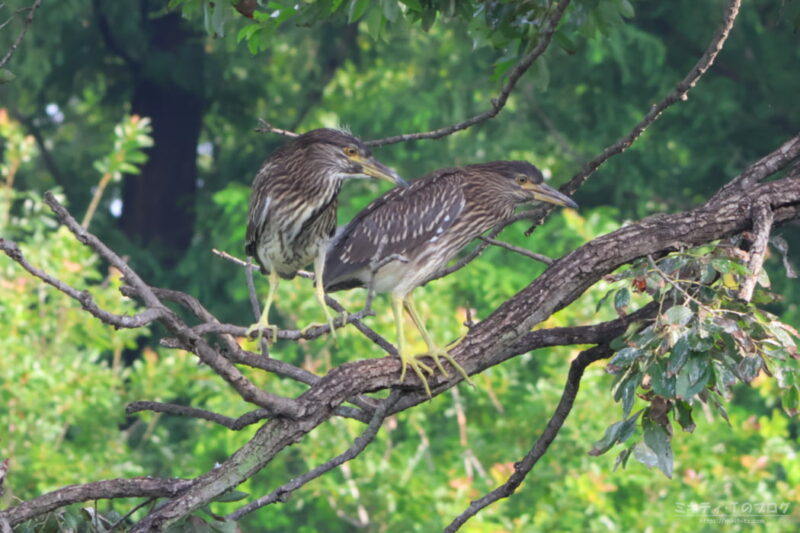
[299,310,347,340]
[246,322,279,346]
[399,352,435,397]
[423,345,474,388]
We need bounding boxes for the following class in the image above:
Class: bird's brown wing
[324,168,466,290]
[244,162,282,262]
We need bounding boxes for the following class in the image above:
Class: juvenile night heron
[245,128,406,341]
[323,161,577,395]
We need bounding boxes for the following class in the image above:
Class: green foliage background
[1,0,799,530]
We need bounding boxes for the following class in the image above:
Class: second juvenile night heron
[323,161,577,395]
[245,128,405,341]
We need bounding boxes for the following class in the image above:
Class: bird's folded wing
[324,169,466,288]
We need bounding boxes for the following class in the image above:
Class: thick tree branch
[0,0,41,69]
[0,477,192,527]
[445,344,614,532]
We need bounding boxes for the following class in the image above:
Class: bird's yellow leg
[403,293,473,386]
[300,251,345,339]
[246,269,279,344]
[393,293,434,395]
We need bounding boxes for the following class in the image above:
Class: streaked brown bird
[245,128,406,340]
[323,161,578,395]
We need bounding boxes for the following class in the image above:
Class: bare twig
[185,307,375,341]
[213,248,258,269]
[255,119,300,138]
[365,0,572,147]
[227,391,401,520]
[107,497,156,533]
[41,193,307,419]
[724,134,800,190]
[524,0,743,235]
[445,344,612,532]
[251,0,571,146]
[738,201,774,301]
[0,0,42,69]
[213,248,389,347]
[479,236,553,265]
[0,239,164,329]
[127,401,272,430]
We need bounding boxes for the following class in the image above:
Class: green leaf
[381,0,400,22]
[614,370,640,418]
[588,419,624,456]
[613,446,634,471]
[348,0,370,22]
[666,336,690,377]
[618,409,643,443]
[0,69,16,84]
[420,8,436,31]
[711,258,748,276]
[211,0,229,37]
[650,361,676,397]
[675,356,710,400]
[607,347,641,372]
[735,355,763,383]
[782,386,799,416]
[642,416,673,478]
[553,30,577,53]
[596,288,615,312]
[664,305,694,326]
[674,400,695,432]
[618,0,635,18]
[614,287,630,316]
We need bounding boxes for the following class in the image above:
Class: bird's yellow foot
[422,342,474,387]
[399,350,436,396]
[299,310,348,339]
[246,321,279,345]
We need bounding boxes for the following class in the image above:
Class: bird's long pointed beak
[527,182,578,209]
[360,157,409,187]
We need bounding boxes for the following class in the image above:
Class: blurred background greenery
[1,0,799,530]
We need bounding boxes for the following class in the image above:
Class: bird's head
[480,160,578,209]
[294,128,407,187]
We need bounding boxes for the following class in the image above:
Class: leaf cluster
[592,243,800,478]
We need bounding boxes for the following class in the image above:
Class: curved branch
[561,0,742,196]
[126,401,273,430]
[0,0,42,69]
[445,344,613,532]
[365,0,572,147]
[42,193,307,419]
[0,238,164,329]
[1,477,192,527]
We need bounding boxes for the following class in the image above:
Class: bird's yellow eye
[343,146,358,157]
[515,175,528,185]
